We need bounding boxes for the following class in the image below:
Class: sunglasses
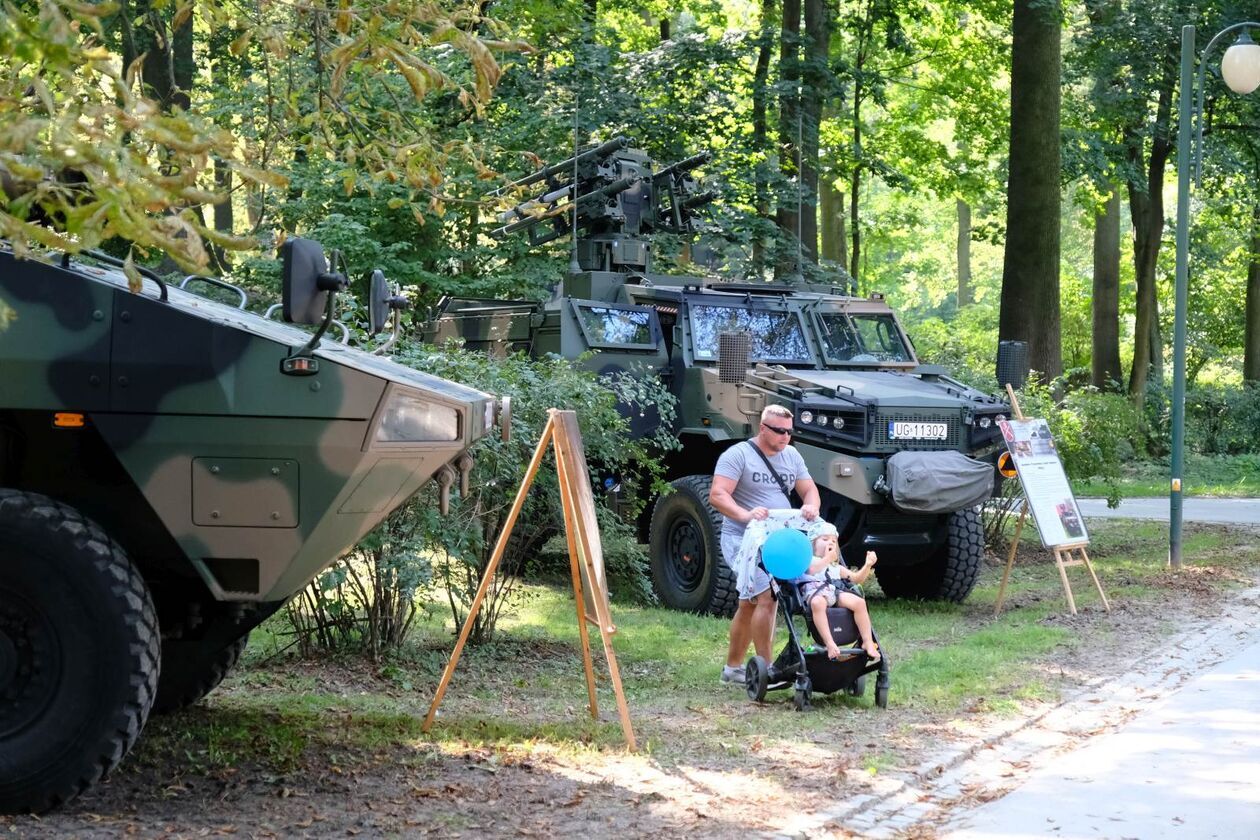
[761,422,793,436]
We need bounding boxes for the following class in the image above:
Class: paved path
[942,631,1260,840]
[772,584,1260,840]
[1078,496,1260,525]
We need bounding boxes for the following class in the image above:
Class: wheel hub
[666,519,705,593]
[0,589,59,738]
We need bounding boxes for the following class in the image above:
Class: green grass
[166,518,1258,776]
[1076,453,1260,498]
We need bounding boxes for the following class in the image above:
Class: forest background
[4,0,1260,646]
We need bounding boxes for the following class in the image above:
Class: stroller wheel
[847,675,867,697]
[745,656,769,702]
[793,687,812,711]
[875,684,889,709]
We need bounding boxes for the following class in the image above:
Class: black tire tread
[937,508,985,603]
[0,489,159,814]
[152,633,248,714]
[649,475,738,616]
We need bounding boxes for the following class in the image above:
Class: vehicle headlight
[832,416,845,429]
[800,410,814,424]
[376,390,460,442]
[979,417,992,429]
[815,414,827,425]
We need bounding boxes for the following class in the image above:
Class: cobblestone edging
[772,582,1260,840]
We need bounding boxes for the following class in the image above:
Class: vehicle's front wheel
[874,508,985,603]
[648,475,738,616]
[0,490,159,814]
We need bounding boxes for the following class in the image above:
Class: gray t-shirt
[713,440,812,540]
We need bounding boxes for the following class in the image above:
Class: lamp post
[1170,23,1260,569]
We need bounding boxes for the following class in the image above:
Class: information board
[997,418,1088,548]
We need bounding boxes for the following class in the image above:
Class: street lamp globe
[1221,31,1260,94]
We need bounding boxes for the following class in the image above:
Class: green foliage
[1012,380,1139,506]
[287,342,677,653]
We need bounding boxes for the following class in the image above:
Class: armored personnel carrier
[424,137,1006,615]
[0,238,506,813]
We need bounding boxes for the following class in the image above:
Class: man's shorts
[722,531,771,600]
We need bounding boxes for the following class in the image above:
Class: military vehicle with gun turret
[0,238,507,813]
[424,137,1007,616]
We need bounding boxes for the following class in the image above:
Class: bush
[982,381,1139,552]
[284,344,678,655]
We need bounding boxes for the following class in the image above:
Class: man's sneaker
[719,665,746,686]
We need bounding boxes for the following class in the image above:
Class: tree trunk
[751,0,775,276]
[1092,183,1123,389]
[1246,199,1260,384]
[775,0,801,281]
[820,174,847,269]
[848,91,862,283]
[799,0,829,262]
[957,198,972,306]
[998,0,1063,382]
[1126,79,1174,400]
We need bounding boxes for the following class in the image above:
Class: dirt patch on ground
[6,526,1260,839]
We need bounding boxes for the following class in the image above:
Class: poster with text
[997,418,1088,548]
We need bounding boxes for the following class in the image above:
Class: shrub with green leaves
[286,343,678,654]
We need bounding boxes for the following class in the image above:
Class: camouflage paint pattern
[0,249,499,603]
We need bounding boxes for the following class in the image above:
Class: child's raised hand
[864,550,878,568]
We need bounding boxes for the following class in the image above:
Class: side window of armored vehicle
[689,304,811,364]
[817,311,912,363]
[572,301,661,351]
[850,313,912,362]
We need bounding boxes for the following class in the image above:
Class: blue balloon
[761,528,812,579]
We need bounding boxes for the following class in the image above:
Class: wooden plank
[551,410,636,751]
[1078,547,1112,612]
[994,500,1029,617]
[1054,549,1078,615]
[423,416,556,732]
[553,421,601,720]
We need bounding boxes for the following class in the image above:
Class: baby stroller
[744,530,890,711]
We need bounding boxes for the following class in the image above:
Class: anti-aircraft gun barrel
[494,175,642,238]
[652,150,712,182]
[495,136,631,195]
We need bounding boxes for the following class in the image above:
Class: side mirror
[282,238,347,324]
[368,269,390,335]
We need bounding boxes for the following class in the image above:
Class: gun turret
[490,139,712,273]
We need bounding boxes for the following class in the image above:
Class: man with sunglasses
[710,404,821,686]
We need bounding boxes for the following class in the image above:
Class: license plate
[888,421,948,440]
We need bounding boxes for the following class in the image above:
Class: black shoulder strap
[746,440,793,505]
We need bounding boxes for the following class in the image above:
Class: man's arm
[710,474,767,523]
[795,477,821,520]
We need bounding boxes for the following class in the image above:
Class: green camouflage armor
[0,241,504,813]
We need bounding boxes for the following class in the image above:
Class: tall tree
[775,0,802,280]
[799,0,830,262]
[998,0,1062,381]
[1247,199,1260,383]
[957,198,972,305]
[1092,184,1123,388]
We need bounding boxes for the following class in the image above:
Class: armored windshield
[817,312,913,363]
[689,304,811,363]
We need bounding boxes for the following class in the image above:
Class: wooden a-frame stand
[422,409,636,750]
[993,385,1111,617]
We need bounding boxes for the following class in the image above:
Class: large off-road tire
[152,632,249,714]
[874,508,984,603]
[0,490,160,814]
[648,475,738,616]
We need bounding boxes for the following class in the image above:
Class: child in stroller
[795,523,881,664]
[743,516,889,710]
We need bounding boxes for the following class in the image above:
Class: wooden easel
[993,385,1111,617]
[421,409,636,750]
